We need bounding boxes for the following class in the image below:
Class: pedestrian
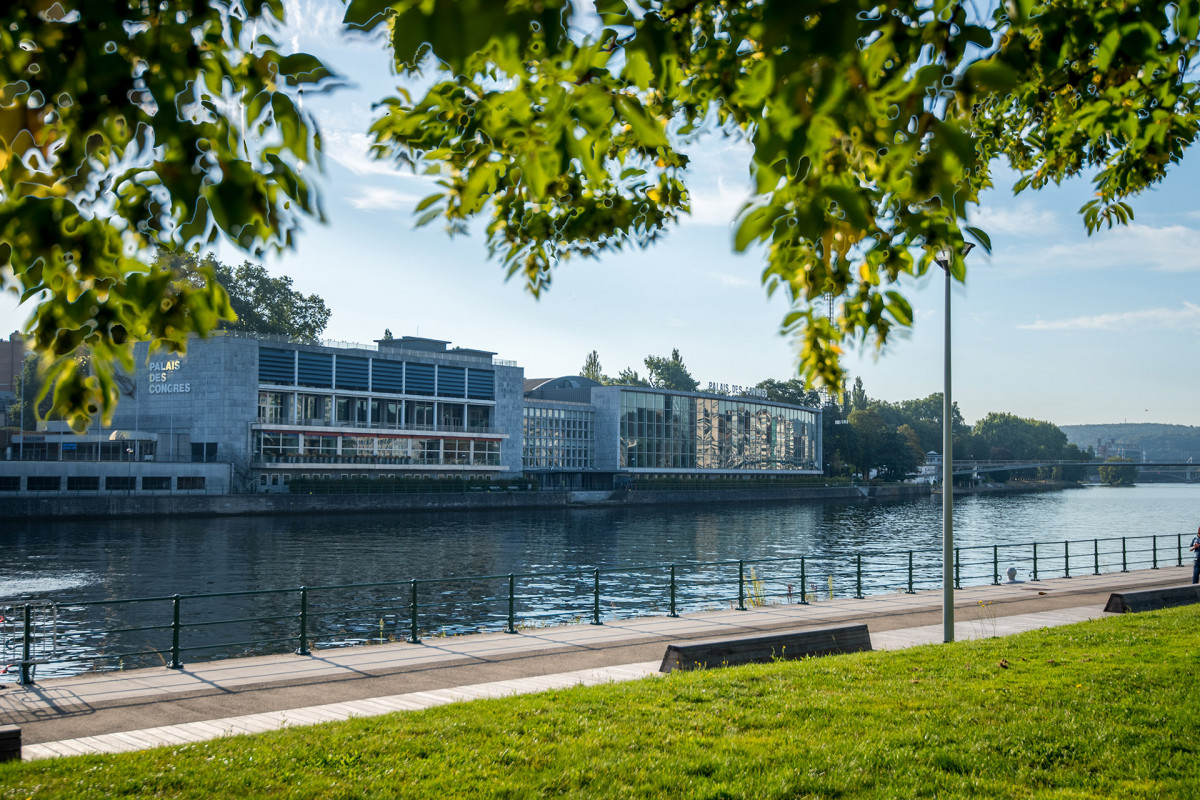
[1192,525,1200,585]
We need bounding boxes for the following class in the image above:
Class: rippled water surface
[1,484,1195,676]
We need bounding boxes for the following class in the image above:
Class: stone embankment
[0,484,932,521]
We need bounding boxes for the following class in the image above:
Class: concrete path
[1,565,1190,761]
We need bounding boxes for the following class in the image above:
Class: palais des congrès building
[3,332,822,495]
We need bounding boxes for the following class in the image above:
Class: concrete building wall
[591,386,622,472]
[494,363,525,474]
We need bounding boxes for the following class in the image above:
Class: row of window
[522,405,596,469]
[258,392,495,432]
[0,475,206,491]
[619,392,819,471]
[259,348,495,399]
[253,432,502,466]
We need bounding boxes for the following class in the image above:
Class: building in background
[1,334,822,495]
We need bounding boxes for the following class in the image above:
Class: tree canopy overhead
[5,0,1199,427]
[354,0,1199,387]
[1,0,336,428]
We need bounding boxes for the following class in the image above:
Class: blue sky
[3,0,1197,427]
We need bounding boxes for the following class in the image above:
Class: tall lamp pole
[936,242,973,644]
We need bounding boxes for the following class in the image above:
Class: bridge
[941,459,1196,480]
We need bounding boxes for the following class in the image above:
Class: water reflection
[0,484,1195,677]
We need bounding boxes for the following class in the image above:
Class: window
[297,394,331,425]
[27,476,60,491]
[443,439,470,464]
[413,439,440,465]
[177,476,206,490]
[260,474,268,486]
[191,442,218,463]
[258,391,293,424]
[371,399,402,429]
[407,401,435,430]
[67,476,100,491]
[336,396,369,427]
[258,432,300,457]
[142,476,171,490]
[303,435,337,457]
[467,405,492,431]
[0,476,19,491]
[439,403,465,431]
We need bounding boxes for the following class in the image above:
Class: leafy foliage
[1098,457,1139,486]
[1,0,336,429]
[643,348,698,392]
[350,0,1200,397]
[580,349,607,383]
[165,251,331,343]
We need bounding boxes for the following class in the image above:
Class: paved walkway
[1,566,1190,761]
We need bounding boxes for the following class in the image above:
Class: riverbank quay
[1,565,1189,761]
[0,483,930,521]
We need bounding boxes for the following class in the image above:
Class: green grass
[4,606,1199,799]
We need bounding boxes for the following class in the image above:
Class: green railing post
[800,558,808,604]
[855,554,864,599]
[668,565,678,617]
[407,580,420,644]
[737,560,746,610]
[1031,543,1039,582]
[1064,541,1071,579]
[906,551,915,594]
[170,595,183,669]
[1121,537,1128,572]
[1094,538,1100,576]
[992,545,1000,586]
[20,604,32,686]
[1152,535,1158,570]
[296,587,310,655]
[1179,533,1184,568]
[591,569,602,625]
[506,574,517,634]
[954,548,961,589]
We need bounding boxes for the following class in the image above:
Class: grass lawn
[3,605,1199,799]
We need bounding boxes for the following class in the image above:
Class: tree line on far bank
[579,350,1121,485]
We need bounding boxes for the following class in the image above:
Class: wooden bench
[659,624,872,673]
[1104,585,1200,614]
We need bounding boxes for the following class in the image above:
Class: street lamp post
[935,242,973,644]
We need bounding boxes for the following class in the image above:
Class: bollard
[1032,543,1039,582]
[1121,537,1127,572]
[1094,538,1100,576]
[668,565,678,618]
[737,560,746,611]
[906,551,915,594]
[1064,541,1071,579]
[855,554,864,599]
[799,558,808,604]
[506,574,517,634]
[170,595,183,669]
[296,587,310,655]
[954,548,961,590]
[0,725,21,764]
[1152,535,1158,570]
[407,580,420,644]
[992,545,1000,586]
[591,569,602,625]
[20,605,32,686]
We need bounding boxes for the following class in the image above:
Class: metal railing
[2,533,1191,684]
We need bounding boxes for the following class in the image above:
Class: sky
[2,0,1197,428]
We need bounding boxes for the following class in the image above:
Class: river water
[1,484,1196,677]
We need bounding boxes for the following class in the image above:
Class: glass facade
[619,390,818,472]
[523,404,595,470]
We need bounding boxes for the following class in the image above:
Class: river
[1,484,1196,677]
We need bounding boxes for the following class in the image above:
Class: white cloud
[1018,302,1200,331]
[1037,223,1200,273]
[968,203,1061,236]
[687,175,752,228]
[717,273,754,288]
[345,185,425,211]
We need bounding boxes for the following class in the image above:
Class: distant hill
[1060,423,1200,462]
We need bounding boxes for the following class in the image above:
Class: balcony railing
[255,418,502,435]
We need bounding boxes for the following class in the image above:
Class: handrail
[3,532,1189,683]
